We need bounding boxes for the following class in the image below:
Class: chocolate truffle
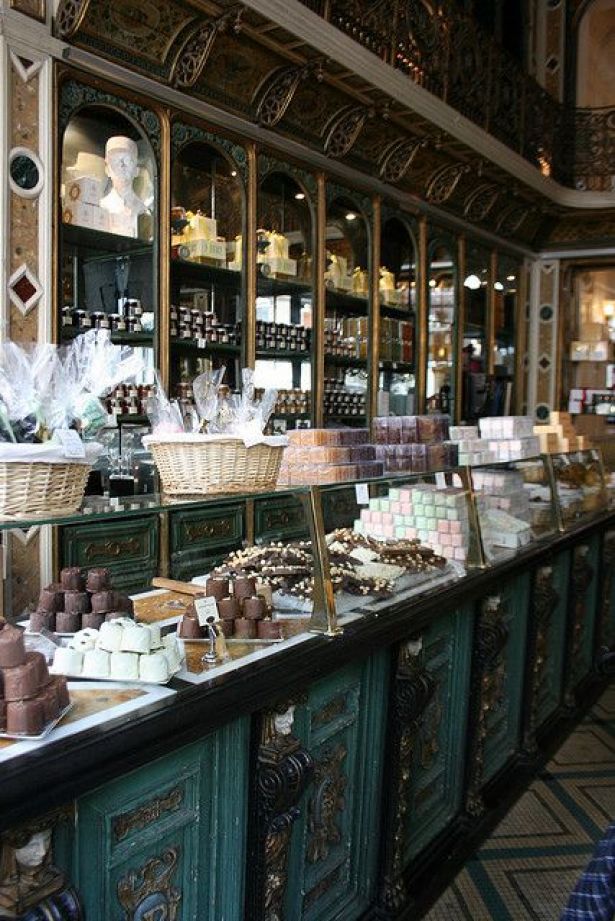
[114,594,134,616]
[60,567,84,591]
[64,591,90,615]
[6,698,44,735]
[90,591,116,613]
[233,618,257,639]
[26,651,49,689]
[85,567,111,593]
[178,615,202,639]
[218,619,234,639]
[218,597,240,621]
[243,596,265,621]
[29,610,55,634]
[52,675,70,710]
[0,699,6,730]
[55,611,80,634]
[38,584,64,613]
[0,622,26,668]
[257,619,283,640]
[104,612,125,623]
[40,684,60,723]
[234,576,257,604]
[206,578,230,602]
[82,613,105,631]
[3,659,40,701]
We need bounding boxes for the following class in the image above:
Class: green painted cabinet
[72,719,249,921]
[532,553,570,733]
[254,495,308,543]
[568,537,600,691]
[169,503,244,581]
[481,573,531,785]
[286,653,389,920]
[597,529,615,651]
[404,605,474,861]
[61,515,159,594]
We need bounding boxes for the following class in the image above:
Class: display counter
[0,457,614,920]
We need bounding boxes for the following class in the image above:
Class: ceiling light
[345,211,357,221]
[464,274,481,290]
[231,170,237,177]
[604,302,615,318]
[429,279,437,288]
[295,192,305,200]
[494,281,504,291]
[506,274,515,281]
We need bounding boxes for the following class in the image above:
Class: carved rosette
[466,595,509,817]
[324,106,370,158]
[55,0,91,39]
[248,703,314,921]
[525,566,559,752]
[117,848,181,920]
[379,639,438,914]
[599,532,615,649]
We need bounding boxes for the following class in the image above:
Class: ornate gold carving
[56,0,92,39]
[184,518,232,542]
[379,133,442,183]
[117,848,181,921]
[425,163,471,203]
[84,537,140,560]
[463,183,499,222]
[307,744,347,863]
[113,787,184,842]
[526,565,559,750]
[172,7,243,89]
[256,60,325,128]
[324,106,371,158]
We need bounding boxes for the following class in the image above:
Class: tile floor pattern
[424,685,615,920]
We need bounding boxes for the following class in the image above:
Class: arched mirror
[324,192,370,425]
[254,168,314,433]
[170,134,244,399]
[378,214,417,415]
[461,241,491,422]
[426,235,456,416]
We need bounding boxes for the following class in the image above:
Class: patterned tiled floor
[424,686,615,920]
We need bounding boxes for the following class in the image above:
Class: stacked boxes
[447,418,540,465]
[473,469,530,521]
[448,426,496,466]
[533,411,590,453]
[278,429,384,484]
[371,415,457,473]
[354,484,470,564]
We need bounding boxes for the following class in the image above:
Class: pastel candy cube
[441,532,452,546]
[405,528,417,539]
[388,488,400,500]
[400,502,412,515]
[454,547,467,561]
[382,525,395,538]
[438,520,450,533]
[382,512,393,525]
[380,500,390,512]
[372,511,383,524]
[426,517,437,530]
[434,492,446,506]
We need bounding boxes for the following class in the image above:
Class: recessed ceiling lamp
[494,281,504,291]
[345,211,357,221]
[463,274,481,290]
[295,192,305,200]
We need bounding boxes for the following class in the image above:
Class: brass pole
[302,487,341,636]
[417,216,428,413]
[455,235,466,424]
[369,194,382,421]
[514,259,529,413]
[313,173,326,428]
[486,249,497,376]
[245,142,257,369]
[159,109,171,391]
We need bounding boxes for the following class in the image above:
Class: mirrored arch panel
[426,234,457,417]
[461,240,491,422]
[493,253,520,413]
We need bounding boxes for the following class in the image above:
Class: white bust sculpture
[273,705,295,737]
[100,136,148,236]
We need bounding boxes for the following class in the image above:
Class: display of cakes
[0,619,70,737]
[178,575,282,642]
[50,622,182,683]
[29,567,134,635]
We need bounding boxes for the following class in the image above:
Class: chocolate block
[38,584,64,613]
[85,567,111,593]
[40,684,60,722]
[233,576,257,603]
[3,658,40,701]
[205,578,230,601]
[178,615,203,639]
[26,651,49,689]
[64,591,90,614]
[90,590,115,613]
[114,594,134,616]
[0,622,26,668]
[243,596,265,620]
[29,610,55,634]
[0,699,6,730]
[233,617,257,639]
[82,613,105,631]
[6,698,45,735]
[55,611,80,634]
[60,567,84,591]
[219,619,234,638]
[257,619,282,640]
[52,676,70,709]
[218,597,240,620]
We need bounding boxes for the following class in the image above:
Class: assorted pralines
[29,567,134,635]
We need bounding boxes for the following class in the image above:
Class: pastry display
[51,623,180,684]
[178,575,279,641]
[0,619,70,737]
[279,428,383,484]
[355,485,470,564]
[29,568,134,635]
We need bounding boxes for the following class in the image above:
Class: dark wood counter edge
[0,512,612,831]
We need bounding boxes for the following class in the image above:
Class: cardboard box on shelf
[581,322,608,342]
[575,362,608,389]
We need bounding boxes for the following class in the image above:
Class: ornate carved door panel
[73,719,249,921]
[531,553,570,735]
[598,530,615,651]
[567,538,600,693]
[285,654,389,920]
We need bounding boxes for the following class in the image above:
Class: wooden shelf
[62,223,153,256]
[60,327,154,347]
[256,348,310,361]
[171,258,242,290]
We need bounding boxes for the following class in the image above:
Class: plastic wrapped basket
[143,433,286,495]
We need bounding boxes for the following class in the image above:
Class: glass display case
[461,241,491,423]
[549,449,608,529]
[255,165,314,433]
[378,213,417,417]
[426,233,456,417]
[324,190,371,426]
[170,129,245,400]
[469,456,557,562]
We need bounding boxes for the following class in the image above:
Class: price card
[355,483,370,505]
[194,596,219,626]
[56,429,86,459]
[197,338,207,350]
[435,472,447,489]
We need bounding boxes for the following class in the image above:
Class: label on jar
[195,596,220,626]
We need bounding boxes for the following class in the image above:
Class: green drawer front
[534,552,570,731]
[482,572,531,785]
[569,537,600,689]
[322,487,359,533]
[405,605,474,861]
[73,718,249,921]
[255,495,308,542]
[170,504,244,581]
[287,653,389,921]
[62,516,158,595]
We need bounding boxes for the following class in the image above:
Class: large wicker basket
[0,461,91,519]
[143,434,286,495]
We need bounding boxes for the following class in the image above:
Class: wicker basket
[0,461,91,519]
[144,434,285,495]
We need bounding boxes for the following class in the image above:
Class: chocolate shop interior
[1,1,615,919]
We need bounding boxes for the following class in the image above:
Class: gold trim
[455,235,466,424]
[303,487,340,636]
[369,194,381,422]
[313,173,326,428]
[245,498,255,546]
[52,62,61,346]
[245,142,257,369]
[159,108,171,391]
[158,513,169,579]
[486,249,496,376]
[416,216,428,413]
[514,258,528,413]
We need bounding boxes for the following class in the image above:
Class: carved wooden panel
[598,531,615,650]
[531,553,570,734]
[62,516,159,595]
[567,539,600,693]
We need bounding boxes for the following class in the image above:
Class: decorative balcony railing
[299,0,615,192]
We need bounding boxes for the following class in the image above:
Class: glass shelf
[325,290,369,313]
[170,258,242,290]
[62,223,153,256]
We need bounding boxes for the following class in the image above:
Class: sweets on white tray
[50,624,181,683]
